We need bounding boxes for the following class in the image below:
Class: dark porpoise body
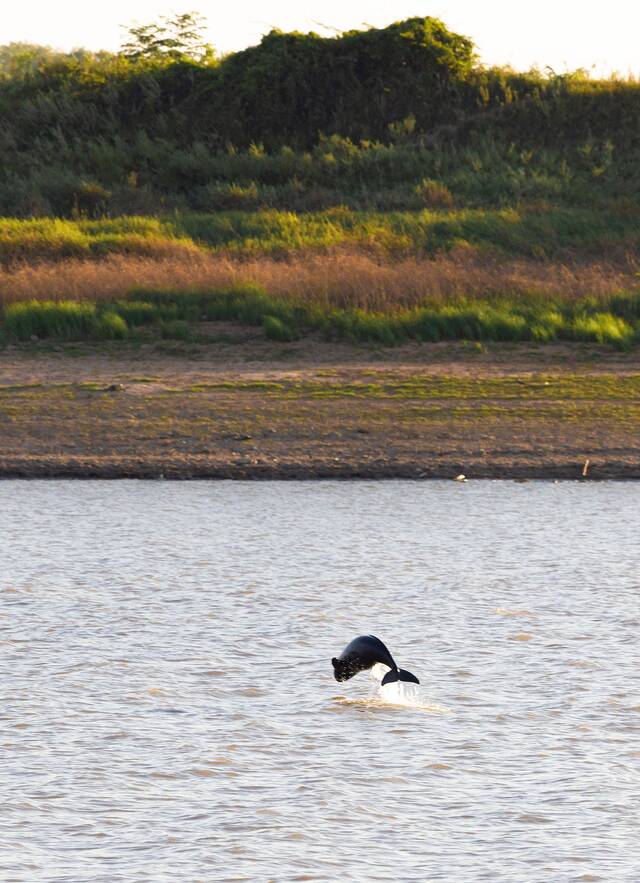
[331,635,420,686]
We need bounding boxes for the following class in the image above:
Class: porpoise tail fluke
[381,667,420,686]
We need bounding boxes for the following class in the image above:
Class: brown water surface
[1,480,639,881]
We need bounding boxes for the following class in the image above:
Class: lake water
[1,480,639,882]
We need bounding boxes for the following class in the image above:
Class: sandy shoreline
[1,337,639,480]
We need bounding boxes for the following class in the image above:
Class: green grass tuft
[263,315,296,341]
[4,300,97,341]
[96,311,128,339]
[570,312,634,347]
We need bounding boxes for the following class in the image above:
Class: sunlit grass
[1,206,640,265]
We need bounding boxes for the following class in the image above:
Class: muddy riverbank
[1,337,639,480]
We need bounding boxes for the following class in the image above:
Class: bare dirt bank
[1,338,639,480]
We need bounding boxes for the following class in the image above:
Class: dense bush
[1,18,640,217]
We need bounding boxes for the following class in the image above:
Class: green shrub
[530,310,565,341]
[570,312,633,346]
[263,315,295,341]
[74,181,112,218]
[415,179,455,209]
[96,310,128,339]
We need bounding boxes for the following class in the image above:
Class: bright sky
[3,1,640,76]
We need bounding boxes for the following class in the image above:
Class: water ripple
[0,479,639,881]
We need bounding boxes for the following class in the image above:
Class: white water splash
[369,663,449,712]
[379,678,423,706]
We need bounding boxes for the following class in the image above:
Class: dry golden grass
[1,246,638,311]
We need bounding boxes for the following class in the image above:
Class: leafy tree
[120,11,215,62]
[0,43,106,79]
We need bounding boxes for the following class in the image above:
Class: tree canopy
[120,11,215,62]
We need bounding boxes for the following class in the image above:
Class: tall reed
[1,250,637,313]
